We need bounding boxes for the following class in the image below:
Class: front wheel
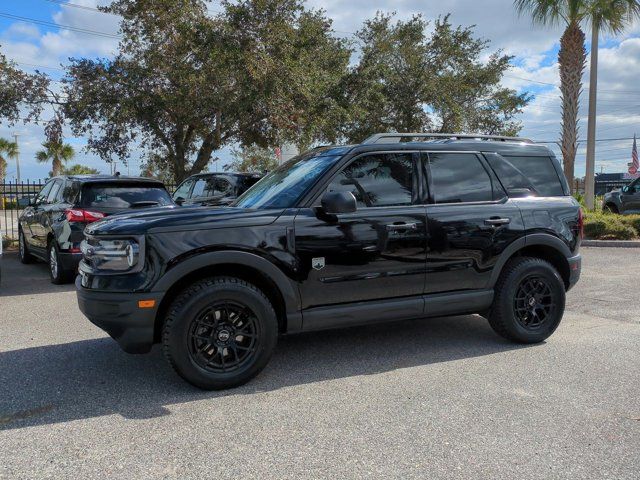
[162,277,278,390]
[488,257,565,343]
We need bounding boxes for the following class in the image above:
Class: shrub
[583,212,637,240]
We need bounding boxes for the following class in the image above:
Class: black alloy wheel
[188,301,261,374]
[488,256,565,343]
[162,277,278,390]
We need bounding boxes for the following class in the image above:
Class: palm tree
[514,0,640,197]
[35,141,75,177]
[0,138,18,180]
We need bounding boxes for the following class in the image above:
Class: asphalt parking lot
[0,247,639,479]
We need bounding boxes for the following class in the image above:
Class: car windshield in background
[234,153,341,209]
[80,184,173,209]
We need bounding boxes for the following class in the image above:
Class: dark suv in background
[172,172,262,206]
[602,176,640,214]
[76,133,582,390]
[19,175,173,283]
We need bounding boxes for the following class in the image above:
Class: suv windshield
[235,152,341,209]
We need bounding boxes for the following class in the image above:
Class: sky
[1,0,639,182]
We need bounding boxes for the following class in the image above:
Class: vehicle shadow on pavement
[0,252,76,297]
[0,315,537,431]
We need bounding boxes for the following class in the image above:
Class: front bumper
[567,254,581,291]
[76,276,164,353]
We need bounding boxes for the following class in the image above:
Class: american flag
[629,134,639,175]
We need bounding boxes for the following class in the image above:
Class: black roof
[189,172,262,178]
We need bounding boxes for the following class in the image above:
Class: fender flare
[487,233,572,288]
[152,250,301,317]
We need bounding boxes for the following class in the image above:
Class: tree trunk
[558,21,586,193]
[52,157,62,177]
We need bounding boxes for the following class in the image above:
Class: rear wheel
[488,257,565,343]
[603,203,618,214]
[48,241,72,284]
[18,228,34,264]
[162,277,278,390]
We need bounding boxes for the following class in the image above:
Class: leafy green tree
[0,47,50,127]
[514,0,640,192]
[225,145,279,174]
[35,142,75,177]
[62,164,100,175]
[343,14,529,142]
[0,138,18,180]
[64,0,351,182]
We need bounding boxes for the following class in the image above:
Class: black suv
[19,175,174,283]
[172,172,261,206]
[76,133,582,390]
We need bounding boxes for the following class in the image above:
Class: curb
[582,239,640,248]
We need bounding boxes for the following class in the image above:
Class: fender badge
[312,257,325,270]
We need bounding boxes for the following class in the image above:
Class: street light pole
[12,133,20,182]
[584,23,599,210]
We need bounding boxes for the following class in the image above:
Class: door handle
[484,217,511,226]
[386,223,418,231]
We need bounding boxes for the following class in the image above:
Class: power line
[0,11,121,39]
[43,0,117,14]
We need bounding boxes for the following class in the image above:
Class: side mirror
[622,186,629,193]
[174,196,185,206]
[321,191,357,214]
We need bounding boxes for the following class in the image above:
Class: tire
[18,228,34,264]
[603,203,618,214]
[48,241,71,285]
[162,276,278,390]
[488,257,565,343]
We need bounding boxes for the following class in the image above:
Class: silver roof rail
[362,132,533,144]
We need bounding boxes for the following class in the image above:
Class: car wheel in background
[162,276,278,390]
[48,241,71,285]
[488,257,565,344]
[18,228,34,264]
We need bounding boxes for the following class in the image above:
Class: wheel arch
[489,234,573,290]
[152,251,301,343]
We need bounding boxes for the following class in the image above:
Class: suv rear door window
[80,183,172,209]
[428,153,493,204]
[501,155,564,196]
[327,153,414,208]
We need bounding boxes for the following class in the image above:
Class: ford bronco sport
[76,133,582,390]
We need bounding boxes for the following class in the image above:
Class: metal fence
[1,181,45,241]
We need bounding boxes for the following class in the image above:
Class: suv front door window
[294,152,427,326]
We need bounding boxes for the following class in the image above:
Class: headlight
[81,236,144,273]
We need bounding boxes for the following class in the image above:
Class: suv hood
[85,205,283,236]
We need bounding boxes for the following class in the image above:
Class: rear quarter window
[501,155,565,197]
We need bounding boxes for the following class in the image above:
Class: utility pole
[584,23,599,210]
[13,133,20,182]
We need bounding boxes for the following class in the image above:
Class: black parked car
[19,175,174,284]
[172,172,262,206]
[77,133,582,390]
[602,177,640,214]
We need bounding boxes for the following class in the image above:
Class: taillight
[65,208,106,223]
[577,208,584,239]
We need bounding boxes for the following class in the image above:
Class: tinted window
[172,179,194,200]
[47,180,63,204]
[484,154,535,195]
[191,178,209,198]
[35,181,54,205]
[80,183,172,209]
[62,181,80,203]
[327,153,414,208]
[214,177,232,195]
[428,153,493,203]
[502,156,564,196]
